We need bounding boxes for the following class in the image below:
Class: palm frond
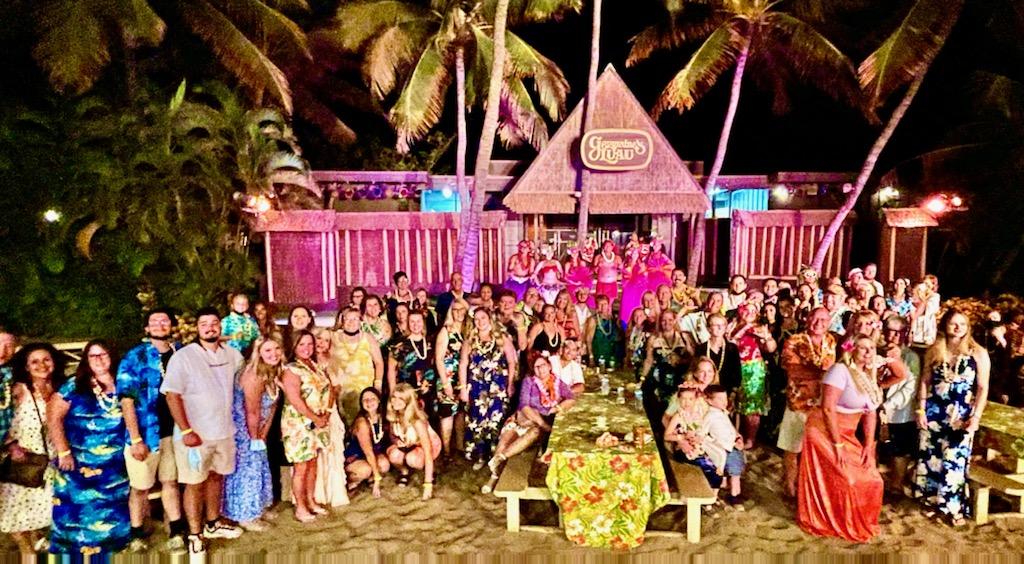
[32,0,113,94]
[626,13,722,66]
[497,78,548,150]
[858,0,964,109]
[389,44,452,153]
[292,86,358,145]
[327,0,432,52]
[180,0,294,113]
[259,0,310,13]
[652,22,743,119]
[362,20,433,98]
[762,12,863,114]
[210,0,311,62]
[503,32,568,120]
[115,0,167,49]
[466,26,494,108]
[499,0,582,24]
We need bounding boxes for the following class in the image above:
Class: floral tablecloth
[544,370,670,549]
[978,402,1024,461]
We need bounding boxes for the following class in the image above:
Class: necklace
[0,369,10,410]
[597,317,613,338]
[704,341,726,374]
[92,377,119,414]
[370,418,384,444]
[478,336,496,355]
[546,327,561,349]
[410,336,427,360]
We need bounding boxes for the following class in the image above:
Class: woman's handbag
[0,389,50,488]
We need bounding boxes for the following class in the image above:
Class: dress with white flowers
[912,354,977,520]
[464,338,510,461]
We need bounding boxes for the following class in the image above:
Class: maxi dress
[912,354,979,521]
[735,331,770,416]
[645,253,673,294]
[464,338,511,461]
[436,330,464,419]
[223,381,276,522]
[50,380,130,555]
[281,362,332,464]
[565,263,596,308]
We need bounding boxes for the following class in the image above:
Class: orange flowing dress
[797,364,884,543]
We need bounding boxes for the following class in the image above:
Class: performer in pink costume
[564,247,595,308]
[505,240,537,301]
[534,244,565,305]
[619,239,650,328]
[593,240,622,304]
[645,238,674,294]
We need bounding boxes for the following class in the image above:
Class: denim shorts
[724,449,746,477]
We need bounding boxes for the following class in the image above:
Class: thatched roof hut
[503,66,710,215]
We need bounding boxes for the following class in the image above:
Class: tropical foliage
[0,80,294,340]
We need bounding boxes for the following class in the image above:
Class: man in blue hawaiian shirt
[117,309,186,553]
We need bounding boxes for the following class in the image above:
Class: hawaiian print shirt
[0,364,12,445]
[116,340,181,450]
[222,312,261,353]
[780,332,837,412]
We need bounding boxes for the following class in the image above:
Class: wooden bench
[656,458,718,543]
[492,447,554,533]
[970,465,1024,525]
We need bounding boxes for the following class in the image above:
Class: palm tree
[810,0,965,271]
[29,0,312,112]
[459,0,510,291]
[627,0,861,283]
[575,0,601,243]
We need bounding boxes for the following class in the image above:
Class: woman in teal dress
[729,303,777,449]
[49,340,130,555]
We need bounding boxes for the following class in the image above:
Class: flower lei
[845,361,883,407]
[534,374,561,410]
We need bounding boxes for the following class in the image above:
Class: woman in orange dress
[797,334,907,542]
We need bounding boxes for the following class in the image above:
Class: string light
[43,209,62,223]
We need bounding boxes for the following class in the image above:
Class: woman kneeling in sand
[344,388,390,498]
[481,356,575,494]
[386,383,440,500]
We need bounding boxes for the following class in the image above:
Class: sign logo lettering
[580,129,653,171]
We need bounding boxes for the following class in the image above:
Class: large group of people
[0,235,1020,555]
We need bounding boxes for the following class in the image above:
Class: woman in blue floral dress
[459,309,519,469]
[223,337,283,530]
[434,299,469,458]
[387,311,437,418]
[49,340,130,555]
[912,310,991,527]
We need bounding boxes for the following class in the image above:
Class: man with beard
[162,307,244,554]
[777,307,837,498]
[117,309,186,552]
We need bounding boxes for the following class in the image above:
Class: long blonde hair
[386,382,428,429]
[925,308,981,369]
[443,298,471,335]
[247,336,285,397]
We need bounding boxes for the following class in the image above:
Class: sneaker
[166,535,186,553]
[186,534,207,555]
[203,520,243,539]
[128,537,149,553]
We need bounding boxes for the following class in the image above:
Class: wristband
[180,428,194,436]
[58,450,71,457]
[833,443,844,449]
[130,437,144,445]
[373,475,382,483]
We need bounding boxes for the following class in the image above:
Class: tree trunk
[575,0,602,243]
[454,46,470,266]
[810,70,927,272]
[686,39,750,285]
[459,0,510,292]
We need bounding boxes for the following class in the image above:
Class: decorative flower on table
[583,486,605,504]
[609,456,630,474]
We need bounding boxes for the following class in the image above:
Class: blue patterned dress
[464,338,511,460]
[223,381,276,522]
[912,354,978,521]
[0,364,12,444]
[51,380,130,555]
[436,329,464,418]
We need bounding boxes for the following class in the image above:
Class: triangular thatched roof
[503,65,710,214]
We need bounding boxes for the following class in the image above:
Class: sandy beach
[5,447,1020,556]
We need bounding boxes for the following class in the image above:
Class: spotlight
[772,185,790,202]
[43,209,62,223]
[923,195,948,215]
[441,186,453,198]
[878,186,900,203]
[950,195,963,208]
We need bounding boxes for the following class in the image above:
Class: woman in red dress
[797,335,907,542]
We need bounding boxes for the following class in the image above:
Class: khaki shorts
[776,408,809,453]
[173,437,236,485]
[125,437,178,490]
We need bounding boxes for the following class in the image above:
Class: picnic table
[972,402,1024,523]
[543,369,671,549]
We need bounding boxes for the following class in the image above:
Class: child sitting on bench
[703,385,746,506]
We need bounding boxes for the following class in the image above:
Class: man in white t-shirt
[549,339,585,394]
[162,307,245,554]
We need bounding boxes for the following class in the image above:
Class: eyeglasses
[88,352,110,359]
